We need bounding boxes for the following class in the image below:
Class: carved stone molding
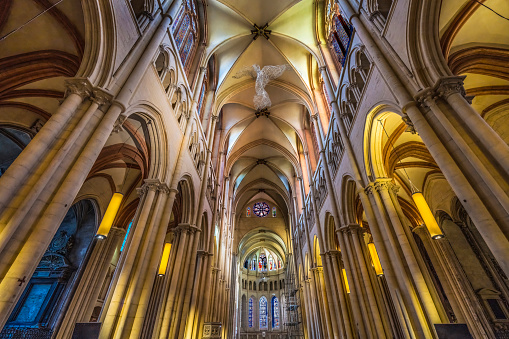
[65,78,92,99]
[401,115,417,134]
[373,178,394,192]
[435,76,467,99]
[112,114,128,133]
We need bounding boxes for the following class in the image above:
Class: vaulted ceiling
[439,0,509,135]
[207,0,321,241]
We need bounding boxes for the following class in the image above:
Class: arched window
[246,207,251,217]
[197,72,207,117]
[244,260,248,269]
[259,254,267,272]
[329,11,352,69]
[248,297,254,328]
[268,255,274,271]
[172,0,199,70]
[259,296,268,329]
[272,207,276,217]
[251,255,257,271]
[272,296,280,329]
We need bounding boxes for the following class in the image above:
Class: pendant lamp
[158,243,172,276]
[412,192,444,239]
[96,192,123,239]
[342,268,350,294]
[368,242,384,276]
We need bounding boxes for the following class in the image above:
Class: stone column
[56,227,125,339]
[0,79,89,214]
[339,227,374,338]
[437,76,509,174]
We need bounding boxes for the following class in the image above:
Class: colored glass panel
[172,7,185,32]
[260,297,268,329]
[246,207,251,217]
[248,298,253,327]
[331,37,345,64]
[272,296,280,329]
[180,32,195,67]
[253,202,270,217]
[175,14,190,47]
[197,82,206,116]
[272,207,276,217]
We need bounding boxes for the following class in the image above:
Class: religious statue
[233,64,291,111]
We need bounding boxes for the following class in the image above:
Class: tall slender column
[339,228,373,338]
[56,227,125,339]
[438,77,509,174]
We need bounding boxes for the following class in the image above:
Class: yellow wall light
[96,192,123,239]
[412,192,444,240]
[368,242,384,276]
[342,268,350,294]
[158,243,172,276]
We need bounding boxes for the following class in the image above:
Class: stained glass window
[272,296,280,329]
[272,207,276,217]
[197,81,206,117]
[329,11,352,68]
[260,296,268,329]
[253,202,270,217]
[246,207,251,217]
[172,1,199,71]
[248,298,253,327]
[175,14,190,47]
[259,254,267,272]
[250,256,257,270]
[181,32,195,66]
[268,255,274,271]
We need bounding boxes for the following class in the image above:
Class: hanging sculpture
[233,64,291,111]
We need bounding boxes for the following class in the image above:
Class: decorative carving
[435,76,467,99]
[91,88,113,107]
[65,78,92,99]
[112,114,128,133]
[30,119,44,133]
[251,23,271,40]
[402,115,417,134]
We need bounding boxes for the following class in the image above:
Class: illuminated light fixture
[378,119,444,241]
[158,243,172,276]
[368,242,384,276]
[342,268,350,294]
[412,192,444,240]
[96,192,123,239]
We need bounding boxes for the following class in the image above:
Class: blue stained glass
[175,15,190,47]
[248,298,253,327]
[260,297,268,329]
[180,32,195,67]
[120,220,133,252]
[332,38,345,64]
[172,7,184,32]
[197,82,206,116]
[272,296,280,329]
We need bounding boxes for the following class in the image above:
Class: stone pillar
[338,227,373,338]
[56,227,125,339]
[99,180,169,339]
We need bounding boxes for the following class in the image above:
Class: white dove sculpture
[233,64,291,111]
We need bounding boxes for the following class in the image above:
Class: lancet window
[272,296,280,329]
[248,298,253,328]
[172,0,199,70]
[259,254,267,272]
[259,297,268,329]
[329,10,352,69]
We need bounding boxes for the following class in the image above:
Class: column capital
[91,88,113,107]
[200,66,208,73]
[412,224,429,237]
[318,66,327,73]
[339,223,363,234]
[65,78,92,99]
[435,76,467,99]
[176,223,200,234]
[373,178,395,192]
